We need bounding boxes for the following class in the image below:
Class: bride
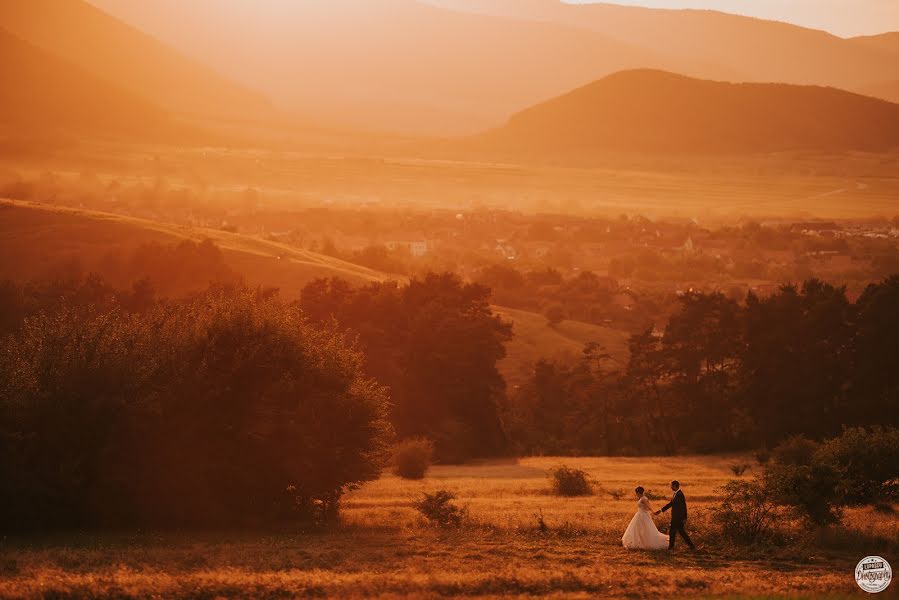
[621,486,670,550]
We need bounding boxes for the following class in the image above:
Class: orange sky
[572,0,899,37]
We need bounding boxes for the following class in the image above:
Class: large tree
[301,273,512,460]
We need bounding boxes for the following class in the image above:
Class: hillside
[0,200,385,297]
[0,0,269,120]
[0,199,625,382]
[480,70,899,157]
[431,1,899,103]
[0,28,188,141]
[494,306,630,388]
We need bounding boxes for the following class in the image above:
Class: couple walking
[621,480,696,551]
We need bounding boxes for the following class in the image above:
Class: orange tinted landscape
[1,1,898,599]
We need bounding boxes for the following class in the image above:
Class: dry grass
[494,307,630,389]
[2,456,895,599]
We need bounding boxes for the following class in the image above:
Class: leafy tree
[301,273,512,461]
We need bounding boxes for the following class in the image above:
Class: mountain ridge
[478,69,899,156]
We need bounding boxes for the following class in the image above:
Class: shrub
[413,490,466,528]
[545,305,565,326]
[711,479,781,545]
[644,489,667,501]
[534,509,548,533]
[392,437,434,479]
[548,466,592,497]
[816,426,899,504]
[763,461,843,526]
[754,448,771,465]
[609,488,626,501]
[730,463,751,477]
[772,435,819,466]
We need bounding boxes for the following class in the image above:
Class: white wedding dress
[621,495,669,550]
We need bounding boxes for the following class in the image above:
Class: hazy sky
[571,0,899,37]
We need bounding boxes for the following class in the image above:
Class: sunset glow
[571,0,899,37]
[2,1,898,598]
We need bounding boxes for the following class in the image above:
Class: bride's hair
[634,486,644,495]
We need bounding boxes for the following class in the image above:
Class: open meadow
[2,456,896,599]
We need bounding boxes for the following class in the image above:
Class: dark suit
[660,489,695,549]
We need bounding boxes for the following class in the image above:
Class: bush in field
[754,448,771,465]
[763,460,843,526]
[393,437,434,479]
[771,435,820,466]
[545,305,565,326]
[816,426,899,504]
[414,490,466,528]
[549,466,592,497]
[0,285,392,530]
[730,464,751,477]
[609,488,626,501]
[711,479,781,545]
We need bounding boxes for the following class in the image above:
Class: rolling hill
[0,0,269,120]
[0,199,630,384]
[431,1,899,103]
[0,28,189,141]
[0,200,384,297]
[479,69,899,157]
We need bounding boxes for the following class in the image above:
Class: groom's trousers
[668,519,695,550]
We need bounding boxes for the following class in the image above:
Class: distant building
[494,241,518,260]
[386,240,429,257]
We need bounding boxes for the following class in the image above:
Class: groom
[655,480,696,551]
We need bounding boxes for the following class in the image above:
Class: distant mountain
[0,0,269,120]
[430,1,899,102]
[852,32,899,54]
[479,70,899,156]
[856,80,899,105]
[84,0,709,135]
[0,27,189,141]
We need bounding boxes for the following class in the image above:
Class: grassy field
[495,307,630,388]
[2,456,896,599]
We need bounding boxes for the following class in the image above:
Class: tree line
[507,276,899,455]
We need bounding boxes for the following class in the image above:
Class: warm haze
[1,1,898,599]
